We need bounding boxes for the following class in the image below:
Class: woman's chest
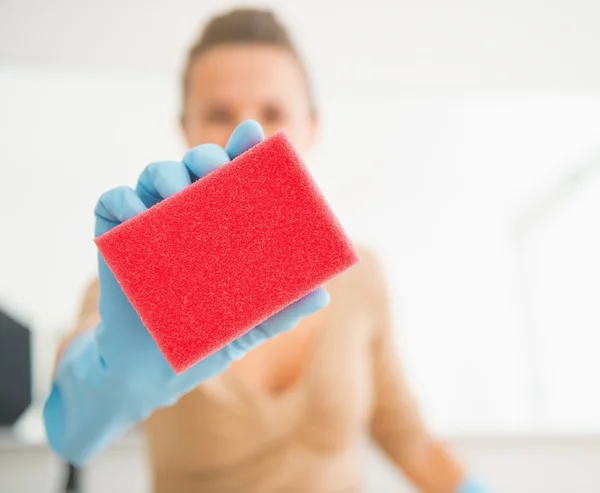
[146,295,376,469]
[223,306,375,439]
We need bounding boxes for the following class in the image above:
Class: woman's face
[182,44,317,153]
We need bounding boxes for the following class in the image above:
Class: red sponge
[95,131,359,374]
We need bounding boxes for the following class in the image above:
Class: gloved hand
[43,120,330,465]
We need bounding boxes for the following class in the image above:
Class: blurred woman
[45,8,486,493]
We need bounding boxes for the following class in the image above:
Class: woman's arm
[365,251,484,493]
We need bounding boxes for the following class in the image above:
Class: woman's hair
[182,8,316,116]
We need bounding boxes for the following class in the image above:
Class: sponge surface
[95,132,359,374]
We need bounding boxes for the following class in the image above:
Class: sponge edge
[95,131,360,374]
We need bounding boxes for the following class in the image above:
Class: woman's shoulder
[355,243,382,270]
[325,243,387,297]
[350,243,386,284]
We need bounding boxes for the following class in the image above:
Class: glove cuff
[43,329,136,465]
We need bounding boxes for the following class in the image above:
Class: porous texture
[95,132,359,373]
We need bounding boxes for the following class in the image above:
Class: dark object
[63,463,81,493]
[0,307,32,425]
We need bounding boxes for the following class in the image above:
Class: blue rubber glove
[43,121,330,465]
[456,477,489,493]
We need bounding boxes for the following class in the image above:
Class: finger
[257,287,330,337]
[225,120,264,159]
[182,144,230,181]
[135,161,191,208]
[175,347,232,392]
[222,288,328,360]
[94,186,147,237]
[178,287,330,384]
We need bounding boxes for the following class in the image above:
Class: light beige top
[73,247,431,493]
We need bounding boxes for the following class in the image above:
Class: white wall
[2,0,600,90]
[1,0,600,436]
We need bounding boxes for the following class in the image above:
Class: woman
[45,8,486,493]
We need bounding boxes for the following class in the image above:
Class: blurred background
[1,0,599,492]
